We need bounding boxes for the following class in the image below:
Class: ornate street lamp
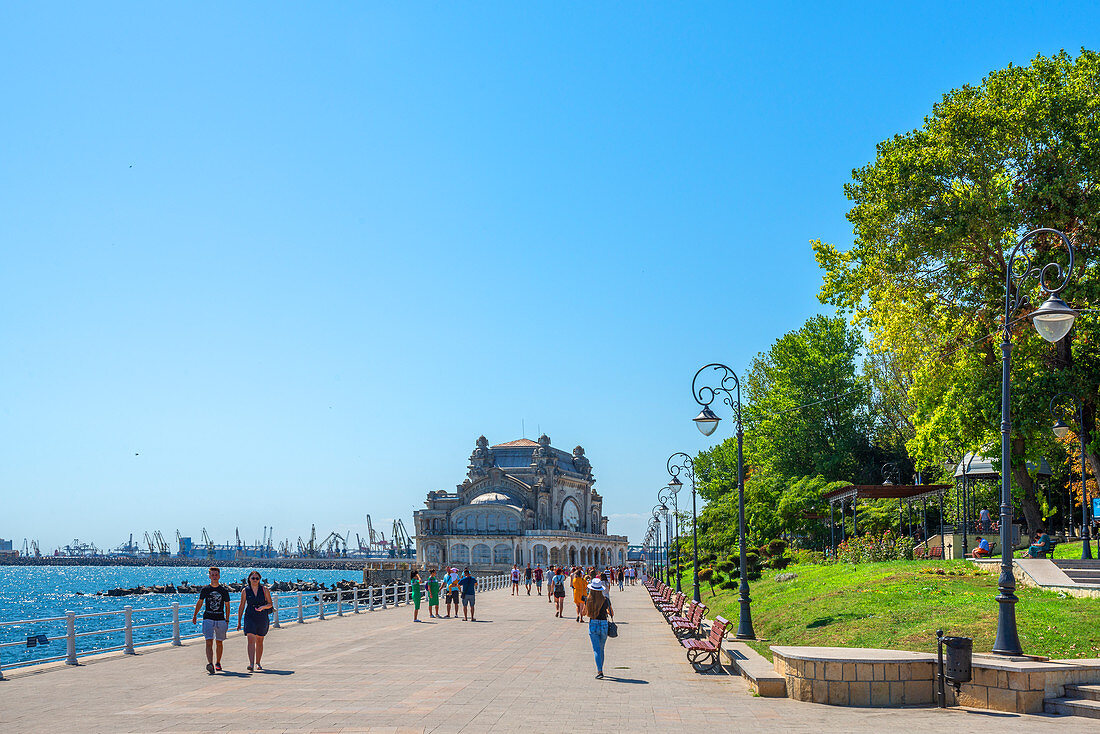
[658,490,673,585]
[651,505,664,579]
[1051,392,1092,560]
[994,228,1077,657]
[667,452,701,602]
[691,363,755,640]
[662,482,682,591]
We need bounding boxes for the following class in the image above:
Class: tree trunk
[1012,437,1044,533]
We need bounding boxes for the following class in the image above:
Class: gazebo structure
[823,483,951,555]
[954,453,1053,556]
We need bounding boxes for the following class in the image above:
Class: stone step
[1045,697,1100,718]
[1055,560,1100,569]
[720,642,786,697]
[1065,684,1100,702]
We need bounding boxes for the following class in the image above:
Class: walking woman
[236,571,273,672]
[585,576,613,678]
[410,569,423,622]
[571,569,587,622]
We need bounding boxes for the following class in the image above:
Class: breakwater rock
[0,556,399,571]
[96,578,408,599]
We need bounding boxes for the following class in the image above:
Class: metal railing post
[319,593,326,620]
[382,584,388,609]
[406,582,411,606]
[337,589,344,617]
[272,596,281,629]
[353,588,360,614]
[123,606,135,654]
[65,611,77,665]
[297,591,305,623]
[171,602,182,645]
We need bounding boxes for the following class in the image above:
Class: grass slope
[676,561,1100,661]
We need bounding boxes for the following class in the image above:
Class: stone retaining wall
[773,651,934,706]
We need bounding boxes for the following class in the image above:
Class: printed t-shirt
[511,569,521,582]
[199,584,231,621]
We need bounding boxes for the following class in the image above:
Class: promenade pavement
[0,581,1071,733]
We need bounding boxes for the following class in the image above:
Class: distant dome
[470,492,522,509]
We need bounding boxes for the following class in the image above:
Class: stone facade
[414,435,628,571]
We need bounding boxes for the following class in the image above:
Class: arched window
[477,514,487,532]
[452,544,470,564]
[487,513,498,532]
[493,543,511,564]
[562,498,581,532]
[534,544,548,566]
[425,544,442,565]
[508,516,518,532]
[472,544,491,565]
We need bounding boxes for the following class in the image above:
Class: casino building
[414,435,629,571]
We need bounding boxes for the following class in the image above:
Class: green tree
[743,315,871,481]
[814,50,1100,532]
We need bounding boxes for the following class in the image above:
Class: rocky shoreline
[0,556,403,571]
[98,578,404,599]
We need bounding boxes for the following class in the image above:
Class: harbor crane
[201,528,215,558]
[392,519,414,558]
[143,532,157,555]
[153,531,170,556]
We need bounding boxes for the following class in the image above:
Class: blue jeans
[589,619,608,671]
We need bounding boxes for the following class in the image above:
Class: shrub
[836,531,915,564]
[718,579,738,591]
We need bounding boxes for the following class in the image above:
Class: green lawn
[670,560,1100,662]
[1012,540,1100,558]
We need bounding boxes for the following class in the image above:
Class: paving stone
[0,585,1071,731]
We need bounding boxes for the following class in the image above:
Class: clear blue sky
[2,2,1097,552]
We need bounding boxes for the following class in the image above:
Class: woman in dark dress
[236,571,273,672]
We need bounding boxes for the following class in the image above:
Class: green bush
[718,579,738,591]
[836,531,915,563]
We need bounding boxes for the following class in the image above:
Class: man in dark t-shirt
[459,569,478,622]
[192,566,231,674]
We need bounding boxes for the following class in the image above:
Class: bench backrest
[710,616,730,645]
[693,602,708,626]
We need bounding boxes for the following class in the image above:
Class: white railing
[0,575,509,678]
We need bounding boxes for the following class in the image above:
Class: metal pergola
[823,484,952,554]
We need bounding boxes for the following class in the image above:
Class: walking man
[524,563,533,595]
[511,564,521,595]
[192,566,230,674]
[533,564,544,595]
[443,567,461,618]
[460,567,478,621]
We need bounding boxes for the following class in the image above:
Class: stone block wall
[774,654,935,706]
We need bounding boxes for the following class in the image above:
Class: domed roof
[469,492,523,509]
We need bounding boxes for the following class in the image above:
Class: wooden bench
[671,601,708,639]
[651,586,672,607]
[681,615,730,673]
[658,592,686,619]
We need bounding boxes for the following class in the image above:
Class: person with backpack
[585,576,614,679]
[551,567,567,617]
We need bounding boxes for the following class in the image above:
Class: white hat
[587,579,605,591]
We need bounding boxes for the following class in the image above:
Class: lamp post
[691,362,755,640]
[993,228,1078,657]
[667,452,700,602]
[651,505,665,579]
[663,481,682,592]
[658,488,673,586]
[1051,392,1092,560]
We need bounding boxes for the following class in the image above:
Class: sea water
[0,565,366,669]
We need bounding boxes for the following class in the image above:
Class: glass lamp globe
[1031,294,1077,343]
[1052,418,1070,439]
[693,406,721,436]
[668,475,683,495]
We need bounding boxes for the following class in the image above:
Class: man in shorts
[192,566,230,674]
[460,568,478,621]
[443,567,461,618]
[511,564,521,595]
[533,564,544,595]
